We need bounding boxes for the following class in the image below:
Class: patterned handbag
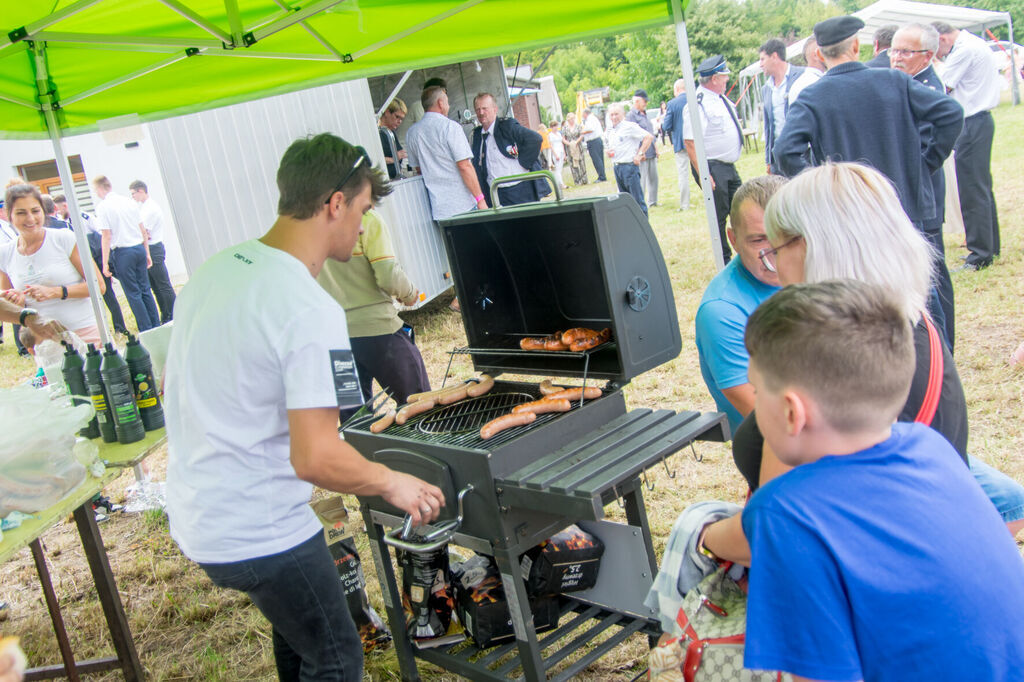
[648,566,790,682]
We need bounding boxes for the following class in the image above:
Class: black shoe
[93,495,124,513]
[957,261,989,272]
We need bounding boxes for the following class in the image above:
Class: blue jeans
[970,456,1024,523]
[200,532,363,681]
[613,163,647,216]
[110,244,159,331]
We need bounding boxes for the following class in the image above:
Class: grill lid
[439,194,681,383]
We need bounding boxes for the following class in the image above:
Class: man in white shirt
[581,107,608,182]
[92,175,159,331]
[758,39,805,174]
[404,85,488,221]
[604,102,654,217]
[165,134,444,680]
[684,55,745,264]
[934,21,1002,271]
[787,38,825,105]
[129,180,176,323]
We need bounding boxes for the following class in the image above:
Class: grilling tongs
[383,484,476,553]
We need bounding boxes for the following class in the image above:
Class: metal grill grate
[417,392,533,434]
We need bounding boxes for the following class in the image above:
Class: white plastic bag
[0,386,92,516]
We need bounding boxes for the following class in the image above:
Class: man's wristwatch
[19,307,38,326]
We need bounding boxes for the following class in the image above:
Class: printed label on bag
[330,349,363,408]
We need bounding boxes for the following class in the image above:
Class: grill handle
[489,170,563,207]
[383,484,475,553]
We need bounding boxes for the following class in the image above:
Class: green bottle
[125,334,164,431]
[62,341,100,439]
[100,342,145,444]
[85,343,117,443]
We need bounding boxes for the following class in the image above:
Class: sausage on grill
[520,337,548,351]
[512,398,572,415]
[436,383,469,405]
[570,335,603,352]
[480,411,536,439]
[467,374,495,397]
[544,386,603,402]
[396,397,436,425]
[561,328,598,346]
[370,409,396,433]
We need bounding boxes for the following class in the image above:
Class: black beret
[697,55,730,78]
[634,89,648,100]
[813,16,865,47]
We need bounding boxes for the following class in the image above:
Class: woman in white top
[0,184,105,344]
[547,120,568,189]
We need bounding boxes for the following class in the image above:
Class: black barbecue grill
[349,188,728,681]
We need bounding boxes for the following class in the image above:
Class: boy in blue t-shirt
[741,281,1024,682]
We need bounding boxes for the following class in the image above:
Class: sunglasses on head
[324,146,369,204]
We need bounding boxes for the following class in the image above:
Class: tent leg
[671,2,725,271]
[1009,17,1020,106]
[33,42,111,347]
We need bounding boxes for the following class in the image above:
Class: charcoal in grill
[452,554,559,649]
[398,543,455,640]
[520,524,604,596]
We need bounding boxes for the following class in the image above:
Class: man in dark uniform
[774,15,963,230]
[470,92,550,207]
[891,22,956,351]
[865,24,897,67]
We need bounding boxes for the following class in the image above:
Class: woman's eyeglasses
[758,235,802,273]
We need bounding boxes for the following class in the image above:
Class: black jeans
[613,163,648,217]
[707,160,741,264]
[87,231,128,333]
[147,241,176,323]
[954,111,999,267]
[586,138,607,181]
[200,532,363,681]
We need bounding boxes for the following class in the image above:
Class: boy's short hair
[745,280,914,432]
[129,180,148,193]
[92,175,112,190]
[276,133,391,220]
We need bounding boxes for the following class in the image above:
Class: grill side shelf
[496,409,728,521]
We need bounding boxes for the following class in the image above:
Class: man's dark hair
[52,193,66,204]
[4,183,42,212]
[129,180,148,192]
[759,38,787,60]
[745,280,914,432]
[276,133,391,220]
[874,24,898,49]
[424,77,447,90]
[40,194,56,215]
[931,21,955,36]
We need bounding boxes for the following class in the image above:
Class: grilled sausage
[511,398,572,415]
[480,411,537,440]
[599,327,612,341]
[520,337,548,350]
[539,379,562,395]
[467,374,495,397]
[545,386,603,402]
[436,383,469,405]
[561,328,597,346]
[407,387,443,403]
[570,335,603,352]
[544,337,570,351]
[396,397,436,425]
[370,409,396,433]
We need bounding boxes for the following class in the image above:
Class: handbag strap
[682,634,746,682]
[913,317,943,425]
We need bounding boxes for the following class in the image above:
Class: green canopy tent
[0,0,724,349]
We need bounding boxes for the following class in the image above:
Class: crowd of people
[0,175,176,353]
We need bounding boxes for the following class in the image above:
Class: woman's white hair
[764,162,934,322]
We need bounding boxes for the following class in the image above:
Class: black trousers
[496,181,540,207]
[586,138,607,181]
[87,231,128,333]
[147,241,176,324]
[707,160,741,264]
[954,111,999,267]
[922,225,955,353]
[339,328,431,422]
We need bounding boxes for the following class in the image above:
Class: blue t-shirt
[694,259,779,433]
[742,423,1024,681]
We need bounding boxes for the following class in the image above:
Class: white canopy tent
[738,0,1020,109]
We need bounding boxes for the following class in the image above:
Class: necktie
[479,131,489,168]
[719,94,744,148]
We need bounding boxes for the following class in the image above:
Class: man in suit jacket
[865,25,897,67]
[470,93,550,207]
[658,78,691,210]
[759,38,805,174]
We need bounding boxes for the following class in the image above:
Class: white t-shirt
[0,228,94,330]
[95,191,144,248]
[138,199,165,245]
[582,113,604,141]
[788,68,823,105]
[164,239,357,564]
[942,30,1001,117]
[604,120,649,163]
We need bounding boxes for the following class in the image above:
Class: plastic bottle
[84,343,117,443]
[62,341,100,439]
[100,342,145,444]
[124,334,164,431]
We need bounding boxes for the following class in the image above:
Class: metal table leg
[72,503,144,681]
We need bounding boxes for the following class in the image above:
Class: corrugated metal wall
[147,78,451,305]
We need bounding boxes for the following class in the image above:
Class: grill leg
[620,478,659,578]
[362,515,421,682]
[492,544,547,681]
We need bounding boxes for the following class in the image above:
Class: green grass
[2,97,1022,680]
